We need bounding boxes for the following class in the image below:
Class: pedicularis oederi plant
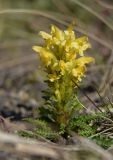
[32,24,94,136]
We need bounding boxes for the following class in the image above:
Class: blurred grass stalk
[0,8,112,51]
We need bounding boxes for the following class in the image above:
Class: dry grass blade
[99,51,113,95]
[0,9,113,51]
[0,54,37,71]
[75,26,113,51]
[94,87,112,116]
[0,131,112,160]
[90,126,113,139]
[51,0,71,14]
[106,97,113,109]
[51,11,113,51]
[0,9,65,25]
[70,0,113,31]
[95,0,113,10]
[0,131,58,159]
[73,80,103,113]
[105,132,113,137]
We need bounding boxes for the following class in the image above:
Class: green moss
[92,135,113,149]
[19,118,60,141]
[70,113,113,148]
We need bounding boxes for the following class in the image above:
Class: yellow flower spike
[32,23,95,134]
[33,24,94,85]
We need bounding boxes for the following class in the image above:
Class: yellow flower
[48,73,60,82]
[32,46,56,67]
[76,37,91,56]
[55,89,61,101]
[39,31,51,40]
[75,56,94,66]
[71,56,94,83]
[51,25,64,42]
[65,52,76,61]
[72,67,85,80]
[59,60,66,75]
[65,61,75,73]
[32,24,94,84]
